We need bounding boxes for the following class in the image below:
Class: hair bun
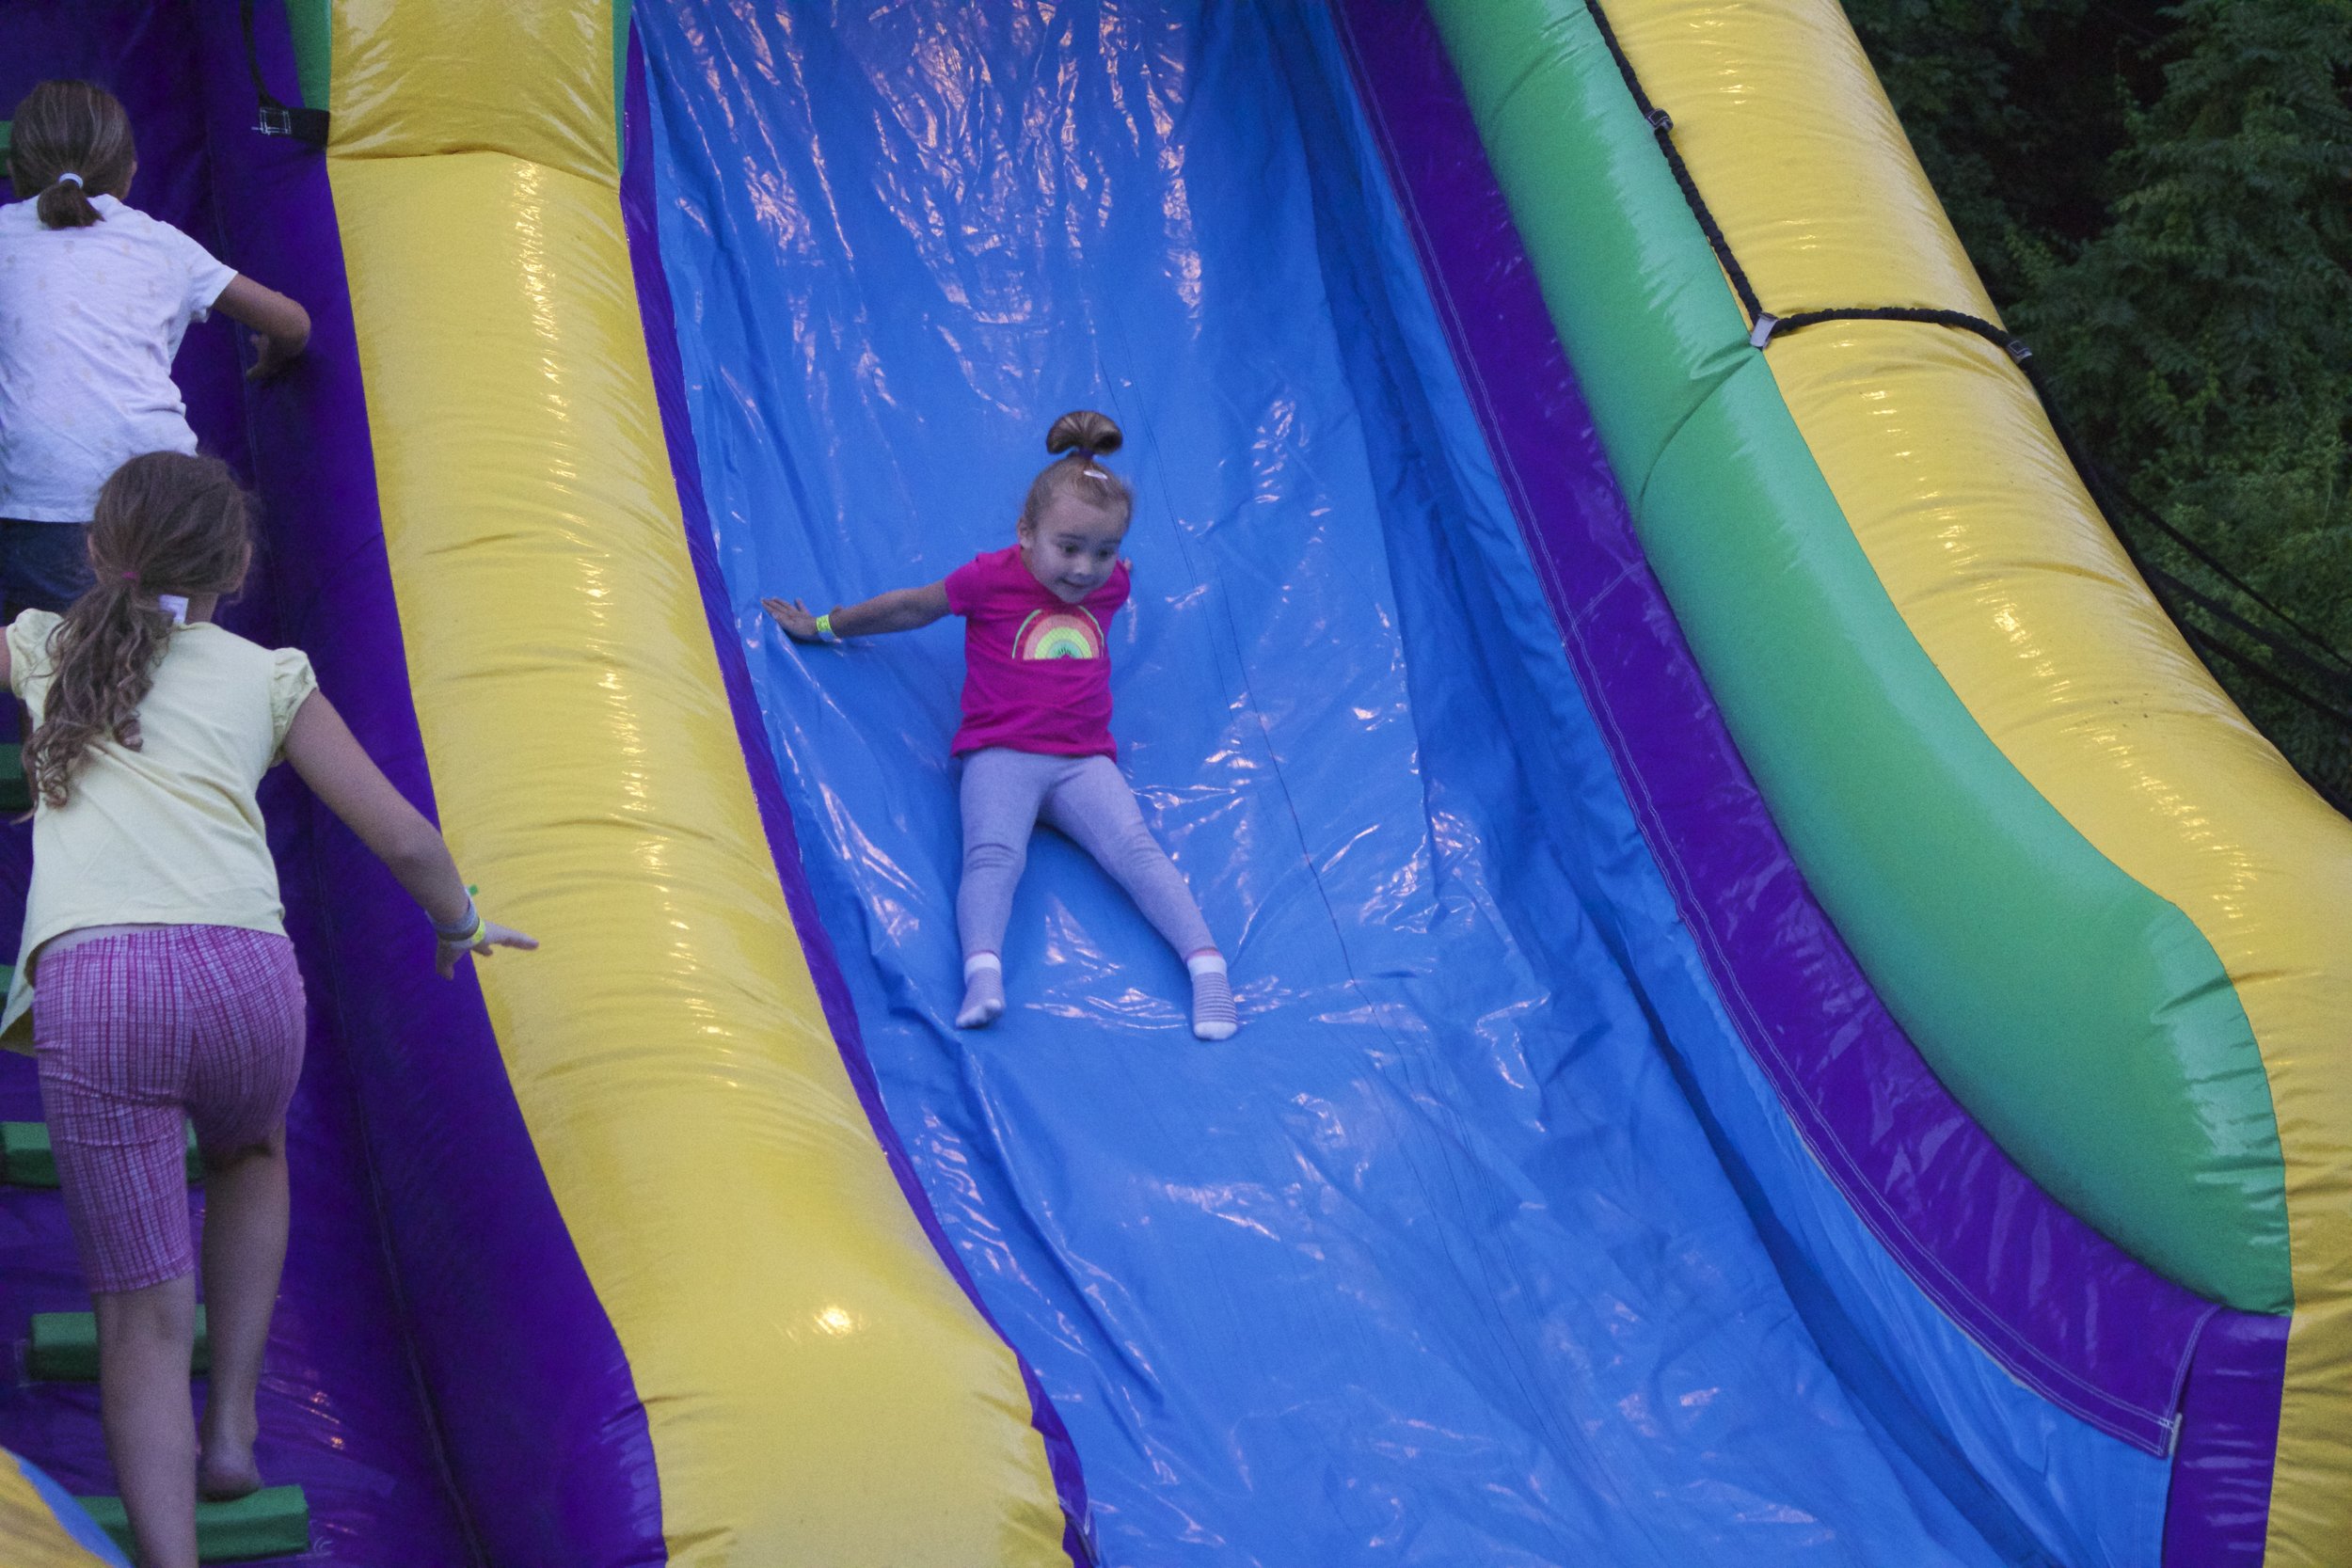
[1045,409,1122,459]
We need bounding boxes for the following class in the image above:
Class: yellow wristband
[814,612,840,643]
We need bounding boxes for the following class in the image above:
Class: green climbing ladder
[72,1487,311,1563]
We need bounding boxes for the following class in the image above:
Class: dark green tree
[1850,0,2352,796]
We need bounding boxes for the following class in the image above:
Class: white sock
[957,953,1004,1030]
[1186,951,1235,1040]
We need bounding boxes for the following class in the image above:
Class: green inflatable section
[1425,0,2291,1312]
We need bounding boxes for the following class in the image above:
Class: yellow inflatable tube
[324,2,1071,1560]
[1604,2,2352,1560]
[0,1452,119,1568]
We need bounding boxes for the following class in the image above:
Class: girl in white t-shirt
[0,79,311,620]
[4,452,535,1568]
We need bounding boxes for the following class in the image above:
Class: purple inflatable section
[0,5,473,1562]
[182,5,672,1565]
[2161,1311,2288,1566]
[617,36,1095,1562]
[1332,0,2283,1547]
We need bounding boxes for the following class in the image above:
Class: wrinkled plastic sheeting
[638,3,2018,1563]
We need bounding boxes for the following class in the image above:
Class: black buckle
[254,103,329,148]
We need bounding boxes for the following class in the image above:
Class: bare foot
[198,1418,262,1501]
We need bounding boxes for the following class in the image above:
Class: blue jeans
[0,519,93,621]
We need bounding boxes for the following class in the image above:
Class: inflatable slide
[0,2,2344,1565]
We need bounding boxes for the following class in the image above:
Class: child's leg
[183,930,307,1501]
[955,749,1058,1027]
[37,934,208,1568]
[195,1135,288,1499]
[93,1278,201,1568]
[1042,758,1235,1039]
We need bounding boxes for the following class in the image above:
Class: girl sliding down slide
[765,410,1237,1041]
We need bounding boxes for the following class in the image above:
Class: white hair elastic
[54,172,84,188]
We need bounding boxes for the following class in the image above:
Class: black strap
[1753,306,2028,363]
[1578,0,2352,800]
[1578,0,1764,325]
[1762,306,2352,677]
[242,0,328,148]
[2141,562,2352,698]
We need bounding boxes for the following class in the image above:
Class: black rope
[2107,481,2351,673]
[2179,617,2352,732]
[1761,309,2349,673]
[2142,562,2352,699]
[2009,350,2352,676]
[1576,0,1765,325]
[2034,372,2352,730]
[1755,306,2027,364]
[2171,626,2352,816]
[1576,0,2352,778]
[242,0,328,147]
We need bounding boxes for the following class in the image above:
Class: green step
[74,1485,309,1563]
[28,1307,210,1381]
[0,742,27,815]
[2,1120,201,1187]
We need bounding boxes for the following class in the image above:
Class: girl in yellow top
[2,452,533,1568]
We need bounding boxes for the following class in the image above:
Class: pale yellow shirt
[4,610,317,1047]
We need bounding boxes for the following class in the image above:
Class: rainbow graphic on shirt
[1014,608,1105,660]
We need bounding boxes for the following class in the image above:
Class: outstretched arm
[763,581,950,643]
[282,691,538,977]
[213,275,311,381]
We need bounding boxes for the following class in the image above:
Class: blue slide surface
[636,3,2021,1562]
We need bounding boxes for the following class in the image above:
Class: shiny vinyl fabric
[211,7,662,1563]
[1340,8,2277,1565]
[636,2,2139,1560]
[1428,0,2288,1323]
[0,1450,123,1568]
[1602,3,2352,1560]
[325,3,1075,1563]
[0,7,482,1563]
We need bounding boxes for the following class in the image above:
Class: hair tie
[55,172,84,189]
[119,571,137,583]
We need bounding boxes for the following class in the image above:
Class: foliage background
[1843,0,2352,800]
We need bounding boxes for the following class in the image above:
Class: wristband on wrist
[813,612,840,643]
[433,886,485,944]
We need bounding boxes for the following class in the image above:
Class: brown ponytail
[1045,410,1122,461]
[23,454,253,809]
[7,81,136,230]
[1022,409,1135,530]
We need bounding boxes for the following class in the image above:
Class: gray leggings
[957,747,1214,962]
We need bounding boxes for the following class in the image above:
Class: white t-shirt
[0,194,238,522]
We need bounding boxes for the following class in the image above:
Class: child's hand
[763,596,826,643]
[437,919,539,980]
[246,329,302,381]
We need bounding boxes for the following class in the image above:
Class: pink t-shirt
[943,544,1130,758]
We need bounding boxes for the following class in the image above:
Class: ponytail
[1023,409,1135,528]
[23,454,252,809]
[1045,409,1123,463]
[8,81,136,230]
[35,171,99,230]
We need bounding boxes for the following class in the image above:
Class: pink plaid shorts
[33,926,307,1294]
